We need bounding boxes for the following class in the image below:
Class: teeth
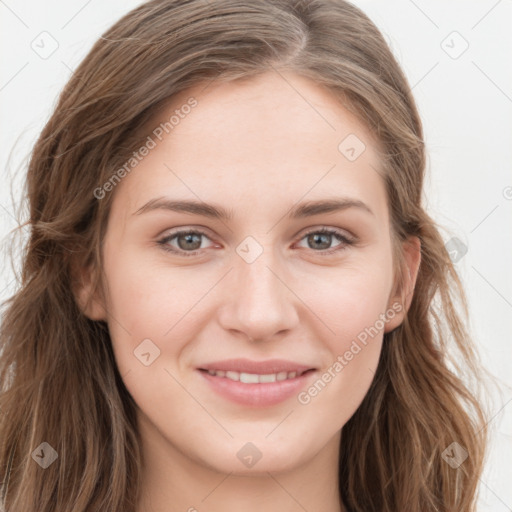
[205,369,303,383]
[240,372,259,384]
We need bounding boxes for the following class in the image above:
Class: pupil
[309,233,330,250]
[178,233,201,250]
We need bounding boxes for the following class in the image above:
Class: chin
[195,439,304,475]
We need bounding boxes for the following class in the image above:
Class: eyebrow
[132,196,374,220]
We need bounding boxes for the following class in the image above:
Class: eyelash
[156,227,355,258]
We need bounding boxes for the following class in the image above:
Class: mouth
[198,367,315,383]
[196,359,318,407]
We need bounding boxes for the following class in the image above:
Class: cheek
[104,247,205,332]
[307,263,393,345]
[101,257,199,419]
[295,265,390,417]
[100,250,197,378]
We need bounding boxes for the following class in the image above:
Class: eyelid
[298,225,355,241]
[157,227,217,255]
[156,225,357,257]
[158,225,216,241]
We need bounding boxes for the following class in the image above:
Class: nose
[217,247,300,343]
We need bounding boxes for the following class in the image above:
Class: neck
[135,413,346,512]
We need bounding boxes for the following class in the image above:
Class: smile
[197,367,317,407]
[203,369,311,383]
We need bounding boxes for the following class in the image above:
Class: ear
[71,260,108,322]
[384,235,421,333]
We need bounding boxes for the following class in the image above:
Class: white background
[1,1,511,510]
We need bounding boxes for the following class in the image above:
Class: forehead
[111,70,387,221]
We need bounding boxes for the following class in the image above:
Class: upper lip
[198,358,316,375]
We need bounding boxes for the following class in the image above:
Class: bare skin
[78,70,420,512]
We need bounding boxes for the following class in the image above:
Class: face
[81,70,415,476]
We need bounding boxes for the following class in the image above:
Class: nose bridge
[220,238,299,340]
[239,253,281,307]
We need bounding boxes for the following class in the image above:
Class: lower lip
[197,369,316,407]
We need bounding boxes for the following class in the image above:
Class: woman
[0,1,488,510]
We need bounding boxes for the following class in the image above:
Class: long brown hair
[0,1,488,510]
